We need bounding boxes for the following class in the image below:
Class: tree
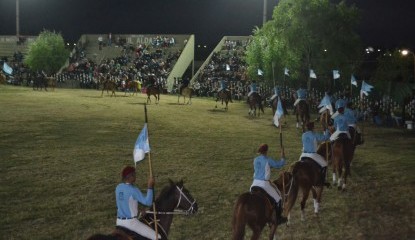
[24,30,69,75]
[245,0,362,91]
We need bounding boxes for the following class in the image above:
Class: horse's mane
[155,179,183,204]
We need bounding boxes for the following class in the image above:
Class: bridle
[146,185,197,215]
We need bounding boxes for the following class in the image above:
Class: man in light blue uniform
[300,122,331,186]
[247,81,257,97]
[270,86,280,102]
[330,100,351,141]
[115,166,160,239]
[293,87,307,106]
[344,101,363,145]
[218,79,233,102]
[250,144,287,224]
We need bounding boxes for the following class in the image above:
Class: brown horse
[46,77,57,91]
[146,85,161,104]
[0,73,6,84]
[271,97,288,116]
[101,80,117,97]
[247,92,264,117]
[124,80,141,96]
[320,110,354,191]
[278,142,331,224]
[215,90,232,110]
[87,180,198,240]
[294,99,310,132]
[178,87,193,105]
[232,176,287,240]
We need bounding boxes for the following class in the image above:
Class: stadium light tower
[402,49,415,82]
[263,0,267,26]
[16,0,20,39]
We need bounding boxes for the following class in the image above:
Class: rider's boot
[321,167,330,188]
[275,201,288,225]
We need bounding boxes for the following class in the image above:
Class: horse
[294,99,310,132]
[87,180,198,240]
[33,74,48,91]
[46,77,57,91]
[215,90,232,110]
[125,80,141,96]
[178,87,193,105]
[278,142,331,224]
[271,96,288,116]
[320,110,354,191]
[232,179,285,240]
[247,92,264,117]
[146,85,161,104]
[101,80,117,97]
[0,73,6,84]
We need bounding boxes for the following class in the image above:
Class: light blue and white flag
[309,69,317,79]
[333,70,340,79]
[226,64,230,71]
[273,97,284,127]
[133,123,151,163]
[360,80,374,97]
[318,94,333,114]
[284,67,289,76]
[258,69,264,76]
[351,74,358,87]
[3,62,13,75]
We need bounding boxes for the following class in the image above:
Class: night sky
[0,0,414,50]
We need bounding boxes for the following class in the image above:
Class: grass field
[0,86,414,240]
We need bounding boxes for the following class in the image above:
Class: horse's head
[157,179,198,215]
[273,171,293,194]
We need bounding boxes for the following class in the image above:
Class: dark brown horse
[320,110,354,191]
[215,90,232,110]
[101,80,117,97]
[294,99,310,132]
[178,87,193,105]
[278,142,331,224]
[87,180,198,240]
[232,181,284,240]
[247,92,264,117]
[146,85,161,104]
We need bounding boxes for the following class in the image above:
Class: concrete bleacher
[0,36,36,58]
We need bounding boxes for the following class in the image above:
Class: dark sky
[0,0,414,50]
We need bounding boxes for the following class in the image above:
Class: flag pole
[143,104,158,240]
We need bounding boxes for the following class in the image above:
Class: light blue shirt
[344,107,357,124]
[253,155,285,181]
[297,88,307,99]
[302,130,330,153]
[273,87,280,96]
[333,114,349,131]
[116,183,153,218]
[250,83,257,92]
[335,99,346,110]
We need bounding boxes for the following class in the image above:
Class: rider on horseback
[179,77,190,95]
[269,86,280,104]
[250,144,288,225]
[218,79,233,103]
[115,166,160,239]
[330,100,351,141]
[300,122,331,186]
[293,87,307,107]
[344,101,364,145]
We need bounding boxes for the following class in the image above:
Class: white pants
[248,91,255,97]
[293,98,305,106]
[270,94,277,101]
[116,218,160,240]
[250,179,281,203]
[299,153,327,167]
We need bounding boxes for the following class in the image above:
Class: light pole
[401,49,415,82]
[16,0,20,39]
[263,0,267,26]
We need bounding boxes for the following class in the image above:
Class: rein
[145,185,196,216]
[283,175,294,198]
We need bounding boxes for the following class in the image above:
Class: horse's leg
[312,186,323,215]
[296,112,300,128]
[250,225,263,240]
[300,186,311,221]
[268,224,277,240]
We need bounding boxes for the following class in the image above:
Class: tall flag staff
[318,93,333,166]
[133,104,159,239]
[359,81,374,143]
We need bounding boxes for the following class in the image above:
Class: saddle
[250,187,275,213]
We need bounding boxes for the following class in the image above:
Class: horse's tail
[285,165,300,216]
[232,197,246,240]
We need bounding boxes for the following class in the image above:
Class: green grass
[0,85,414,240]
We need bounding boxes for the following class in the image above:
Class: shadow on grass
[208,109,227,113]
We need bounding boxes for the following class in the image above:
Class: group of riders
[250,86,363,226]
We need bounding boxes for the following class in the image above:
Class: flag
[258,69,263,76]
[284,67,289,76]
[273,97,284,127]
[333,70,340,79]
[309,69,317,79]
[226,64,230,71]
[360,80,374,96]
[351,74,357,87]
[133,123,150,163]
[318,95,333,114]
[3,62,13,75]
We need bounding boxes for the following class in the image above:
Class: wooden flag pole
[144,104,158,240]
